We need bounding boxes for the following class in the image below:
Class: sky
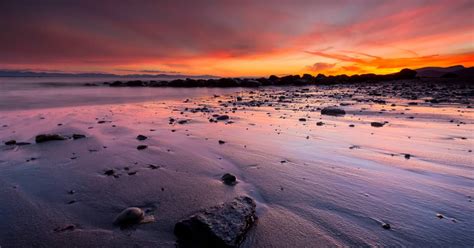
[0,0,473,77]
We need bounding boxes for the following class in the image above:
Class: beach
[0,79,473,247]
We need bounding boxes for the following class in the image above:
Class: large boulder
[174,196,257,248]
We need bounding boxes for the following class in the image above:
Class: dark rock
[137,145,148,150]
[298,118,307,122]
[4,140,16,145]
[370,122,384,127]
[174,196,257,248]
[218,140,226,145]
[136,135,148,141]
[216,115,230,121]
[104,169,115,176]
[404,154,411,159]
[72,134,86,140]
[35,134,66,143]
[321,107,346,116]
[113,207,145,227]
[178,120,188,124]
[382,223,391,230]
[221,173,237,185]
[316,121,324,126]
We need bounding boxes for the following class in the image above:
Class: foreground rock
[221,173,237,185]
[321,107,346,116]
[35,134,66,143]
[174,196,257,248]
[113,207,145,227]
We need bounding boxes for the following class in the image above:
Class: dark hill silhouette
[415,65,466,77]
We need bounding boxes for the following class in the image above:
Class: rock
[404,154,411,159]
[174,196,257,248]
[136,135,148,141]
[316,121,324,126]
[35,134,66,143]
[299,118,307,122]
[436,213,444,219]
[113,207,145,227]
[216,115,230,121]
[104,169,115,176]
[218,140,226,145]
[349,124,355,127]
[370,122,384,127]
[4,140,16,145]
[72,134,86,140]
[137,145,148,150]
[382,223,391,230]
[321,107,346,116]
[178,120,188,124]
[221,173,237,185]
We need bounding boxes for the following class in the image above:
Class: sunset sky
[1,0,473,77]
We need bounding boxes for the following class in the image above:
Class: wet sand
[0,82,473,247]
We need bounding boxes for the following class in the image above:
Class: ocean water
[0,77,236,110]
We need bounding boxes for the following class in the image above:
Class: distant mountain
[0,69,218,79]
[415,65,467,77]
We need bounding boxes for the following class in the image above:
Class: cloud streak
[0,0,472,76]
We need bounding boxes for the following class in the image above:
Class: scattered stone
[35,134,66,143]
[137,145,148,150]
[113,207,145,227]
[136,135,148,141]
[216,115,230,121]
[221,173,237,185]
[321,107,346,116]
[148,164,160,169]
[104,169,115,176]
[174,196,257,248]
[371,122,384,127]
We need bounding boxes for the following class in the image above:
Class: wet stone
[113,207,145,227]
[174,196,257,248]
[137,145,148,150]
[221,173,237,185]
[321,107,346,116]
[35,134,66,143]
[371,122,384,127]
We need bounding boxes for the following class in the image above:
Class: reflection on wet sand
[0,82,473,247]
